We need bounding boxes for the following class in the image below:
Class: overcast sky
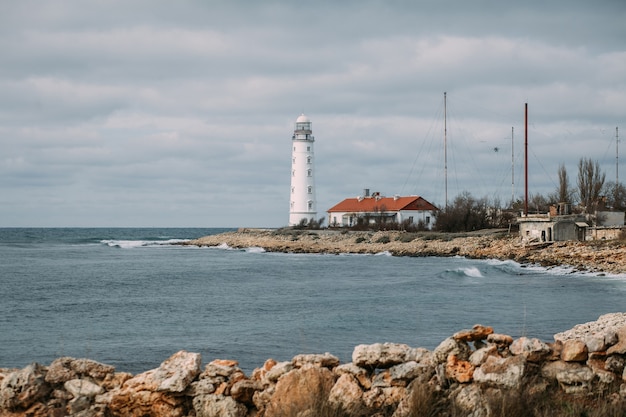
[1,1,625,227]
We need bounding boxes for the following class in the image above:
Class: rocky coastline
[1,313,626,417]
[185,228,626,275]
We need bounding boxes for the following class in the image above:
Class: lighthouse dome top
[296,114,310,123]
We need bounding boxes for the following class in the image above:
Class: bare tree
[602,181,626,210]
[556,164,573,203]
[577,157,606,213]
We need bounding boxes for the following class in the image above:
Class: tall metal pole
[511,126,515,206]
[615,126,619,185]
[444,92,448,209]
[524,103,528,216]
[613,126,619,206]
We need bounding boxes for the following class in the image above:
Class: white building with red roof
[327,190,439,229]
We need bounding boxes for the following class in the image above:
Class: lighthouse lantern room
[289,114,317,226]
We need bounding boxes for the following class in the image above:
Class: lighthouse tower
[289,114,317,226]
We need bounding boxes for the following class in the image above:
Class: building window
[307,156,311,164]
[426,216,430,224]
[307,146,310,151]
[292,170,295,177]
[307,186,312,194]
[290,201,294,209]
[308,201,313,209]
[307,169,312,177]
[292,157,296,164]
[291,187,295,194]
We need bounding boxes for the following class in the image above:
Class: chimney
[363,188,370,197]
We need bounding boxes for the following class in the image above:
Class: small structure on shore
[327,189,438,229]
[518,203,588,244]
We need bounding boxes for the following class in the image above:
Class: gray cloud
[1,0,624,226]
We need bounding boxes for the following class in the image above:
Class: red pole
[524,103,528,216]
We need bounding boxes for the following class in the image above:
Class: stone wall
[1,313,625,417]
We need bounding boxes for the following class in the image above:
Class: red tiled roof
[327,196,438,213]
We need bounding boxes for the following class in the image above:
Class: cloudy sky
[1,1,625,227]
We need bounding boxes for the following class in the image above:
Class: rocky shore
[185,228,626,275]
[1,313,626,417]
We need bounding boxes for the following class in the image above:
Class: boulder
[230,379,263,406]
[352,343,414,368]
[107,351,201,417]
[445,355,474,383]
[561,340,588,362]
[0,363,50,410]
[452,384,488,417]
[328,373,364,412]
[202,359,239,379]
[264,366,336,417]
[473,355,526,389]
[469,346,498,367]
[334,363,372,390]
[46,357,115,384]
[388,361,434,385]
[607,326,626,355]
[251,358,277,381]
[509,337,551,362]
[432,337,471,365]
[542,360,595,394]
[64,379,103,398]
[292,352,340,368]
[263,361,293,383]
[554,313,626,343]
[193,394,247,417]
[453,324,494,342]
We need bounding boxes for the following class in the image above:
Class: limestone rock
[264,361,293,383]
[453,324,494,342]
[230,379,263,406]
[186,379,217,396]
[432,337,471,365]
[486,333,513,347]
[64,379,103,398]
[107,351,201,417]
[251,358,277,381]
[473,355,525,389]
[154,350,202,393]
[452,384,487,417]
[292,352,340,368]
[203,359,241,379]
[46,357,115,384]
[445,355,474,383]
[542,360,596,393]
[561,339,588,362]
[193,394,247,417]
[352,343,414,369]
[328,373,364,412]
[334,363,372,390]
[509,337,551,362]
[388,361,434,385]
[557,364,595,394]
[265,366,336,417]
[0,363,50,410]
[407,347,431,364]
[469,346,498,367]
[554,313,626,343]
[607,326,626,355]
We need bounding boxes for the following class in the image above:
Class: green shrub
[375,235,391,244]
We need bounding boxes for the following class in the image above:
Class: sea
[1,228,625,375]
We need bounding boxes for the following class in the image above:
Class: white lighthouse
[289,114,317,226]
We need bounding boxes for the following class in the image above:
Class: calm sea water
[1,228,625,374]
